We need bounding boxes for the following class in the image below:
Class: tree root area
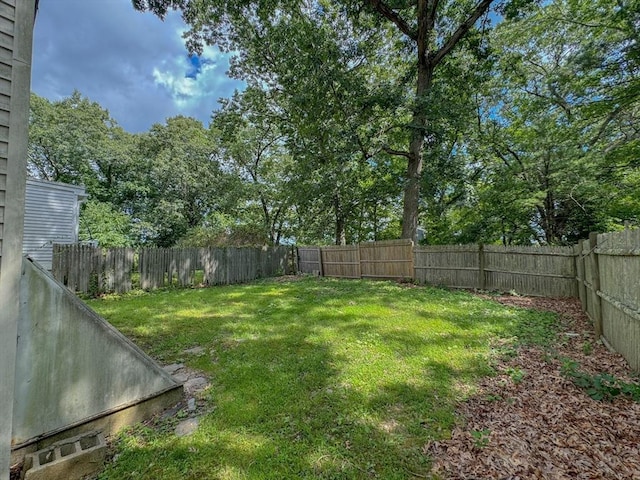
[426,296,640,479]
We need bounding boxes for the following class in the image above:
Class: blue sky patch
[185,55,213,79]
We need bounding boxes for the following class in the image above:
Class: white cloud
[151,27,243,116]
[31,0,244,132]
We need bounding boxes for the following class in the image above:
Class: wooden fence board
[297,247,322,275]
[575,243,587,312]
[414,244,480,288]
[53,245,291,294]
[359,239,413,279]
[594,229,640,370]
[321,245,359,278]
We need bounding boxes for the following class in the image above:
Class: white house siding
[0,0,15,267]
[0,0,35,478]
[23,178,87,270]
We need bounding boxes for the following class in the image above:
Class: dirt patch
[426,295,640,479]
[10,462,22,480]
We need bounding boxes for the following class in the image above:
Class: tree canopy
[27,0,639,247]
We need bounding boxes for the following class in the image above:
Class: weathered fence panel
[202,247,229,285]
[104,247,135,293]
[297,247,323,275]
[593,229,640,371]
[414,244,576,297]
[579,237,602,335]
[359,239,413,279]
[575,243,587,313]
[484,245,577,297]
[54,245,291,294]
[52,244,135,294]
[321,245,360,279]
[414,244,480,289]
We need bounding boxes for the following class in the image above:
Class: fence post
[589,232,603,339]
[574,243,586,310]
[478,243,486,290]
[356,243,362,279]
[410,240,415,282]
[52,244,61,281]
[318,247,324,277]
[290,245,296,275]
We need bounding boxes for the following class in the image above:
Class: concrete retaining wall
[13,258,182,448]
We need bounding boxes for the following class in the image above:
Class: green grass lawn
[88,277,556,480]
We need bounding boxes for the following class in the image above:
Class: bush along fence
[52,244,294,295]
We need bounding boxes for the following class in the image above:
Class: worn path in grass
[88,277,555,480]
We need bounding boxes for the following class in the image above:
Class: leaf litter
[426,295,640,479]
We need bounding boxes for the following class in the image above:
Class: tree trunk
[334,193,346,245]
[401,47,433,240]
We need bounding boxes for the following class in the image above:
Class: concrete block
[24,431,106,480]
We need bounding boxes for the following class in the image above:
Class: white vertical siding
[23,178,86,270]
[0,0,13,263]
[2,1,36,478]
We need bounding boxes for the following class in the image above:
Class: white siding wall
[1,1,36,478]
[0,0,15,265]
[23,178,86,270]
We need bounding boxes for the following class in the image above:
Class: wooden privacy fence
[298,240,414,280]
[53,244,293,294]
[415,244,577,297]
[300,240,576,297]
[52,245,135,294]
[577,230,640,371]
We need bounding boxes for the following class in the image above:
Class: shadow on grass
[93,277,557,480]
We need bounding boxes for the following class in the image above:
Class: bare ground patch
[426,295,640,479]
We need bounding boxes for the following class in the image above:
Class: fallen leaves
[426,296,640,479]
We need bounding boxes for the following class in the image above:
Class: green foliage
[506,366,525,384]
[79,200,135,247]
[467,0,640,244]
[176,213,269,247]
[507,308,559,347]
[561,359,640,402]
[132,116,234,246]
[211,88,296,245]
[471,428,491,448]
[30,0,640,247]
[28,91,135,201]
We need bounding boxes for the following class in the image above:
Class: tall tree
[134,116,229,246]
[482,0,640,242]
[211,88,295,245]
[132,0,531,241]
[357,0,499,240]
[28,91,131,198]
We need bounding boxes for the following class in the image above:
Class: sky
[32,0,245,133]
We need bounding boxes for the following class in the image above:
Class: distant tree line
[28,0,640,247]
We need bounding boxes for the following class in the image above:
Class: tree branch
[382,145,412,159]
[427,0,439,32]
[364,0,417,41]
[430,0,494,67]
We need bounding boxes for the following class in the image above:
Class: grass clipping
[426,297,640,479]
